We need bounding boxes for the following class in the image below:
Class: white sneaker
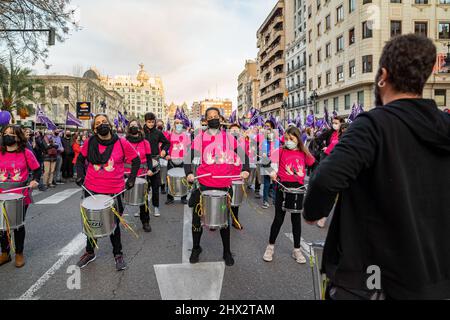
[133,212,140,217]
[154,207,160,217]
[262,202,270,209]
[263,244,274,262]
[292,249,306,264]
[317,217,327,228]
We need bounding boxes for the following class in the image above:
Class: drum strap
[1,202,15,253]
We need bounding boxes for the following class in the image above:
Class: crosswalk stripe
[35,189,81,205]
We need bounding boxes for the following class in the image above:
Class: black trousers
[167,160,187,202]
[62,154,74,179]
[0,205,28,254]
[269,183,303,249]
[84,190,123,256]
[191,186,231,254]
[149,171,160,208]
[139,180,151,224]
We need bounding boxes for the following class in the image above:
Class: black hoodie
[303,99,450,299]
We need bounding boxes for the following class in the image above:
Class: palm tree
[0,57,43,123]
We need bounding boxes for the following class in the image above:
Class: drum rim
[0,193,25,200]
[201,190,228,196]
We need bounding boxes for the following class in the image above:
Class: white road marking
[154,262,225,300]
[182,205,193,264]
[35,188,81,204]
[18,233,86,300]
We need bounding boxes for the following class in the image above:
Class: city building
[23,70,123,126]
[101,63,166,119]
[285,0,308,121]
[237,59,260,117]
[191,101,202,120]
[257,0,292,119]
[199,99,233,118]
[306,0,450,119]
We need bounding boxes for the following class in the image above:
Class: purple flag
[166,118,171,131]
[229,110,237,124]
[113,117,119,129]
[66,111,83,127]
[348,103,357,123]
[305,114,315,128]
[324,105,331,126]
[118,111,129,126]
[36,106,57,130]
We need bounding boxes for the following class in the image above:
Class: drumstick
[1,185,31,193]
[194,173,211,180]
[107,189,127,203]
[81,185,97,200]
[212,175,242,179]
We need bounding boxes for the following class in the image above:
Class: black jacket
[143,127,170,157]
[303,99,450,299]
[62,137,74,156]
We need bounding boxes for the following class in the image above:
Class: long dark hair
[1,125,27,154]
[284,126,312,158]
[126,119,144,138]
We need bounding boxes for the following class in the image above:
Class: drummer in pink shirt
[125,120,154,233]
[185,107,250,266]
[0,125,41,268]
[75,114,140,272]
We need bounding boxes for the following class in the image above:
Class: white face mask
[175,124,183,133]
[285,140,297,150]
[333,124,340,131]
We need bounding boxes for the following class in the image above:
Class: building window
[325,14,331,30]
[317,48,322,62]
[349,27,355,45]
[325,42,331,58]
[309,79,313,91]
[435,89,447,106]
[308,5,312,18]
[415,21,428,36]
[326,70,331,85]
[357,90,365,106]
[362,55,373,73]
[63,86,69,99]
[337,65,344,82]
[349,0,356,12]
[64,104,69,112]
[414,0,428,3]
[309,29,312,42]
[363,0,372,3]
[438,22,450,39]
[345,94,351,110]
[317,22,322,36]
[51,86,57,98]
[324,99,328,111]
[333,97,339,112]
[336,35,344,52]
[318,75,322,88]
[439,0,449,3]
[362,21,373,39]
[336,5,344,23]
[391,20,402,37]
[309,54,312,67]
[391,0,401,3]
[349,59,356,77]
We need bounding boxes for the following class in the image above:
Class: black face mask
[3,135,17,147]
[157,126,163,131]
[207,119,220,129]
[129,126,139,135]
[97,124,111,137]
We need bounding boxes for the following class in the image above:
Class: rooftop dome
[83,68,101,80]
[136,63,150,83]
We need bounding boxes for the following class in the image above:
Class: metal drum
[231,181,245,207]
[281,187,306,213]
[160,158,168,184]
[201,190,229,229]
[152,159,161,174]
[0,193,25,231]
[123,177,148,206]
[80,195,116,238]
[167,168,188,197]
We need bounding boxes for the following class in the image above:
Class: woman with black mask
[75,114,141,271]
[0,125,41,268]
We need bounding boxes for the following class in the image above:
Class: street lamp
[309,90,319,114]
[100,101,106,114]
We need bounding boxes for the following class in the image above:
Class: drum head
[152,159,159,167]
[168,168,185,177]
[82,195,113,210]
[0,193,24,201]
[134,177,147,185]
[171,158,183,166]
[232,181,244,186]
[202,190,227,197]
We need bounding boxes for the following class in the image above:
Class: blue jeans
[263,175,271,203]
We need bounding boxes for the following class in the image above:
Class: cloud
[33,0,276,108]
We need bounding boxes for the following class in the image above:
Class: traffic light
[48,28,55,46]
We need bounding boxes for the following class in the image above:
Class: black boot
[189,246,202,264]
[223,252,234,266]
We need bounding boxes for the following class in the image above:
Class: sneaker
[76,252,96,269]
[317,217,327,229]
[0,252,12,266]
[255,193,261,199]
[189,247,202,264]
[48,184,56,189]
[292,249,306,264]
[114,254,127,271]
[133,212,140,217]
[262,201,270,209]
[223,252,235,266]
[154,207,160,217]
[181,198,188,205]
[263,245,274,262]
[143,222,152,233]
[55,181,65,185]
[165,198,174,205]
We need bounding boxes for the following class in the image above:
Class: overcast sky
[33,0,276,108]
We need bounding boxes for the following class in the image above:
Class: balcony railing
[286,61,306,75]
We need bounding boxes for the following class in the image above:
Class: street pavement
[0,183,327,300]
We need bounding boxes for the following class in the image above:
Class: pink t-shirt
[0,149,40,205]
[168,132,191,160]
[325,131,339,155]
[81,137,138,194]
[193,131,237,188]
[277,149,315,184]
[125,139,151,176]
